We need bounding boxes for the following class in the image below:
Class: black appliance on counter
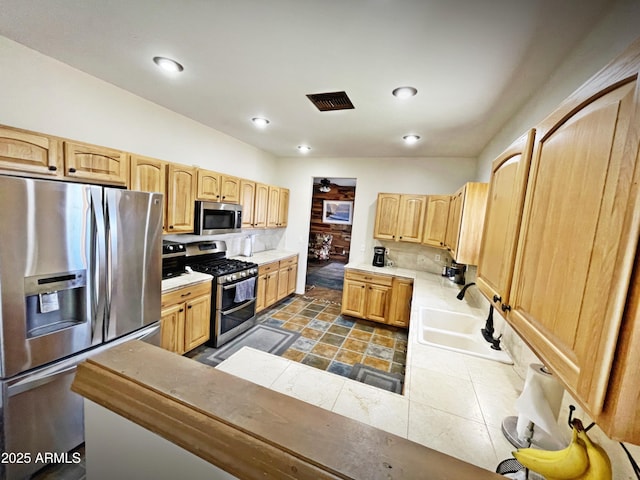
[185,241,258,347]
[373,246,386,267]
[162,240,187,279]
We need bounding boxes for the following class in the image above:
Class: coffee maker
[372,247,386,267]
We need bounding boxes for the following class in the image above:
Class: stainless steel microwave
[194,201,242,235]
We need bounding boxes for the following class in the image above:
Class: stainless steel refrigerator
[0,175,163,479]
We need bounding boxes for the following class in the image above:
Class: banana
[512,426,589,480]
[573,429,612,480]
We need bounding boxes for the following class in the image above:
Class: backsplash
[164,229,285,257]
[377,241,452,275]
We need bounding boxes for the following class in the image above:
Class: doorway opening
[305,177,356,303]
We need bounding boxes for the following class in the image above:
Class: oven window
[219,300,255,335]
[203,210,235,230]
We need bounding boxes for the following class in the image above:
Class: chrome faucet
[456,282,476,300]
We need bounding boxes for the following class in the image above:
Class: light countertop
[161,271,213,293]
[215,267,524,471]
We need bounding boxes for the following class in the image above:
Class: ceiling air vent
[306,91,355,111]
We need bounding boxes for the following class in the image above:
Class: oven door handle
[222,279,256,291]
[221,298,256,316]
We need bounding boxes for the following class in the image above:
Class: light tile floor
[217,330,525,472]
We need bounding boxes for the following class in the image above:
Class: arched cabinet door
[476,129,535,314]
[507,59,640,424]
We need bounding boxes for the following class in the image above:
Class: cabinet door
[388,278,413,328]
[341,279,366,318]
[166,163,196,233]
[508,78,639,416]
[240,180,256,228]
[220,175,241,203]
[476,131,534,312]
[287,262,297,295]
[267,186,280,227]
[184,294,211,352]
[255,274,267,313]
[444,189,463,255]
[254,183,269,228]
[160,304,185,355]
[365,284,391,322]
[264,270,279,307]
[373,194,400,240]
[397,195,426,243]
[422,195,450,248]
[130,154,166,193]
[276,266,289,301]
[278,188,289,227]
[0,126,62,176]
[196,169,222,201]
[64,141,129,186]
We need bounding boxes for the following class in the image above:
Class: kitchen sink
[416,307,513,364]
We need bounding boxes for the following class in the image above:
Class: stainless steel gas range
[185,241,258,347]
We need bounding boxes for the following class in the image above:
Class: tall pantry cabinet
[477,38,640,442]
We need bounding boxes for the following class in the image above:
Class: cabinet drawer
[279,256,297,268]
[259,261,279,275]
[345,270,393,287]
[162,281,211,308]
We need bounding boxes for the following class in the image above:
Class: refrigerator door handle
[7,365,77,397]
[104,191,117,340]
[90,188,107,345]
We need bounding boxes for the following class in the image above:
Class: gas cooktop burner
[190,259,257,276]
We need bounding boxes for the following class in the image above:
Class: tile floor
[259,295,408,378]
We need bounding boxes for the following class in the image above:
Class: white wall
[0,36,277,182]
[274,156,477,293]
[475,0,640,181]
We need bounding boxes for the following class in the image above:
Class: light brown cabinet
[476,130,534,313]
[196,169,241,203]
[166,163,197,234]
[388,277,414,328]
[256,255,298,313]
[374,193,426,243]
[64,140,129,186]
[160,281,212,355]
[267,186,289,228]
[444,182,488,265]
[477,39,640,442]
[422,195,451,248]
[240,181,270,228]
[0,125,62,176]
[341,270,392,323]
[129,154,166,194]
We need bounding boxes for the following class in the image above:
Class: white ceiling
[0,0,612,158]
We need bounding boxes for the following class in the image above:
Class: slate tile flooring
[259,295,408,377]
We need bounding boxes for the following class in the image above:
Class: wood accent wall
[309,182,355,263]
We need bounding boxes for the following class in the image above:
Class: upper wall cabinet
[129,154,167,194]
[64,140,129,186]
[480,38,640,442]
[422,195,451,248]
[267,186,289,228]
[444,183,488,265]
[476,130,534,312]
[0,125,62,176]
[196,169,240,203]
[166,163,197,234]
[374,193,426,243]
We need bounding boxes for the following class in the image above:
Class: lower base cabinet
[161,281,212,355]
[256,255,298,313]
[341,269,413,328]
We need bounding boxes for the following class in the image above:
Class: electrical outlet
[435,254,441,262]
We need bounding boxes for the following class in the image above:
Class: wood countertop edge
[71,340,503,480]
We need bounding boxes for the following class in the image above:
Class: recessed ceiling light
[297,145,312,153]
[403,134,421,144]
[251,117,270,128]
[153,56,184,73]
[392,86,418,98]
